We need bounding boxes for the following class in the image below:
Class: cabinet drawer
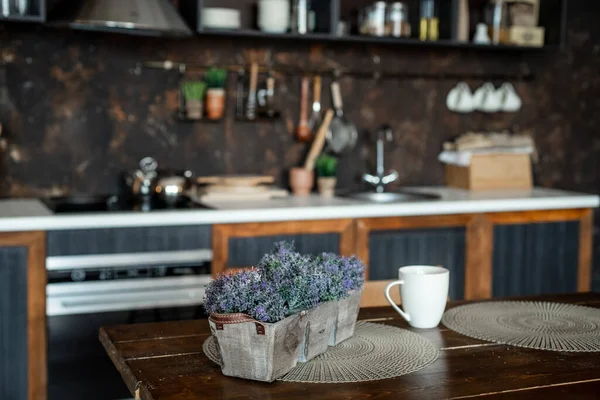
[493,221,579,297]
[48,225,212,256]
[227,233,340,268]
[368,227,466,300]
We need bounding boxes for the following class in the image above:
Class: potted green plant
[204,242,365,382]
[182,81,207,120]
[315,154,338,197]
[204,67,227,120]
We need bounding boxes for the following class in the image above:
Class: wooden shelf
[0,14,44,23]
[198,28,545,51]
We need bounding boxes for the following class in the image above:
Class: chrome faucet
[363,124,399,193]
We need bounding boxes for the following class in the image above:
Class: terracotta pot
[206,88,225,120]
[289,168,314,196]
[186,99,203,120]
[317,177,336,197]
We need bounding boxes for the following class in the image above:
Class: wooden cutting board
[196,188,289,203]
[196,175,275,187]
[203,184,271,194]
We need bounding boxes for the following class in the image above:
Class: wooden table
[100,293,600,400]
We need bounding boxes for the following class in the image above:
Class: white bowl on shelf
[202,7,242,30]
[258,0,290,33]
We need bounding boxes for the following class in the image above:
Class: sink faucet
[363,124,399,193]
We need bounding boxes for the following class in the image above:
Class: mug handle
[384,281,412,322]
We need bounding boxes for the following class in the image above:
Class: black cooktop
[43,194,212,214]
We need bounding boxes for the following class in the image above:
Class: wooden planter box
[330,290,363,345]
[297,301,337,362]
[209,291,362,382]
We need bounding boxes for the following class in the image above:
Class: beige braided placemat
[203,321,438,383]
[442,301,600,352]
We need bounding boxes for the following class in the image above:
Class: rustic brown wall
[1,4,599,197]
[0,3,599,287]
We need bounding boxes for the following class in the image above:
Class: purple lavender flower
[204,242,365,323]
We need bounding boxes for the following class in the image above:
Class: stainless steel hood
[69,0,193,37]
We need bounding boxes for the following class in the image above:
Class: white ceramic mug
[473,82,502,113]
[499,82,522,112]
[384,266,450,329]
[446,82,474,113]
[258,0,290,33]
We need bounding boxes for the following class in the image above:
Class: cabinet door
[0,246,29,400]
[47,225,212,256]
[227,233,340,268]
[368,227,466,300]
[493,221,580,297]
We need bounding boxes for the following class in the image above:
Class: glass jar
[485,0,509,44]
[386,2,410,37]
[371,1,387,36]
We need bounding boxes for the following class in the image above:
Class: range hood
[69,0,193,37]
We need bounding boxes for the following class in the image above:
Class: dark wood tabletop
[100,293,600,400]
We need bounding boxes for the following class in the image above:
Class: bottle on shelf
[419,0,439,41]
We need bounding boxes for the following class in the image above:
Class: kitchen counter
[0,187,598,232]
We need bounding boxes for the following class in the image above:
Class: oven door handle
[46,249,213,271]
[47,288,206,316]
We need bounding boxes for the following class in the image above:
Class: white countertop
[0,187,598,232]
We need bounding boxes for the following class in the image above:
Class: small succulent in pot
[204,67,228,120]
[315,154,338,197]
[181,81,207,120]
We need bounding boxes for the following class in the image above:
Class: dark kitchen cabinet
[0,246,29,400]
[0,231,46,400]
[47,225,212,256]
[368,227,467,300]
[492,221,580,297]
[227,233,341,268]
[212,220,355,275]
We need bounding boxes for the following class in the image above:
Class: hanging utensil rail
[135,61,535,81]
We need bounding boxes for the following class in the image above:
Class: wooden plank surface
[465,215,493,300]
[578,209,594,292]
[100,293,600,400]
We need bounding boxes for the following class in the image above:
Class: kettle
[127,157,159,200]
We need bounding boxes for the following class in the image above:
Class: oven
[46,250,212,400]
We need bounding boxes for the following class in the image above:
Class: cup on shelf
[473,82,502,113]
[258,0,291,33]
[446,82,474,113]
[384,266,450,329]
[498,82,522,112]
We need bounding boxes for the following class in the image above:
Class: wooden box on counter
[445,153,533,191]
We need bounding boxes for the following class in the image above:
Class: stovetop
[43,194,212,214]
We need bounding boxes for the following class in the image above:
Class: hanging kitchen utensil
[305,109,335,170]
[236,68,246,119]
[296,76,312,142]
[246,62,259,120]
[307,75,322,133]
[327,81,358,154]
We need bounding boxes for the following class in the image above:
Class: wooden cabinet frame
[356,208,593,306]
[212,219,355,277]
[0,231,47,400]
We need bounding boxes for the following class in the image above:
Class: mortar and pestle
[289,109,335,196]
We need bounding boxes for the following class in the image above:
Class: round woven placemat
[203,321,438,383]
[442,301,600,352]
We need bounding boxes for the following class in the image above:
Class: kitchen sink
[341,191,440,203]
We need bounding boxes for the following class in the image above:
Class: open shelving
[178,0,566,51]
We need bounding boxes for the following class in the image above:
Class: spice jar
[371,1,387,36]
[386,2,410,37]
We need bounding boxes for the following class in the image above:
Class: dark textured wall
[0,4,599,281]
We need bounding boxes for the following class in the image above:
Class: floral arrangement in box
[204,242,365,382]
[204,241,364,322]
